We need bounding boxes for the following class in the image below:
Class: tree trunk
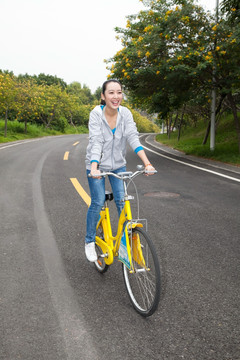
[24,119,27,134]
[165,118,169,136]
[70,114,76,128]
[202,120,211,145]
[227,92,240,153]
[171,111,178,132]
[4,107,8,137]
[202,94,226,145]
[168,115,172,139]
[178,105,186,142]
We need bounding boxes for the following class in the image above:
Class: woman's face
[101,82,123,110]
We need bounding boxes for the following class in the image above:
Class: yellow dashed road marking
[63,151,69,160]
[73,141,79,146]
[70,178,91,207]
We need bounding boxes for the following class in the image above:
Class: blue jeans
[85,166,126,244]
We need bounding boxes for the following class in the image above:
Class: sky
[1,0,218,93]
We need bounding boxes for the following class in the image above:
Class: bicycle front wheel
[122,228,161,317]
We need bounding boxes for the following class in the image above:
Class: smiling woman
[84,79,156,262]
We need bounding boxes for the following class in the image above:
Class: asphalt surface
[0,134,239,360]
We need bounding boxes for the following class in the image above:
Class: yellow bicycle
[91,166,161,317]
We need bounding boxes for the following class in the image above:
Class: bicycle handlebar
[88,169,157,180]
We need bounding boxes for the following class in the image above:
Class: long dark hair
[100,79,122,105]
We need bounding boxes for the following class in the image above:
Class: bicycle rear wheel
[122,227,161,317]
[94,223,109,274]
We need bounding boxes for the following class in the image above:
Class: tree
[59,91,90,129]
[108,0,212,120]
[15,79,39,133]
[0,73,17,137]
[18,73,67,89]
[33,84,63,128]
[108,0,240,150]
[94,86,102,103]
[34,73,67,89]
[219,0,240,151]
[67,82,93,104]
[0,70,97,133]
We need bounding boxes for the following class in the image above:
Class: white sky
[1,0,218,93]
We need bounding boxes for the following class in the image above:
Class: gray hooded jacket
[85,105,142,171]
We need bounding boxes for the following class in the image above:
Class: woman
[85,79,155,262]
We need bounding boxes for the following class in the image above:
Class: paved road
[0,134,239,360]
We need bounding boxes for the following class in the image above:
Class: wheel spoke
[135,264,156,308]
[135,271,153,309]
[123,228,161,317]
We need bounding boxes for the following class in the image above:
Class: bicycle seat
[105,191,114,201]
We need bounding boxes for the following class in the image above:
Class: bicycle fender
[95,237,114,265]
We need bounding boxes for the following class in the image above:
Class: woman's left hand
[145,164,156,175]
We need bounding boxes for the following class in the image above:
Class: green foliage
[67,82,93,104]
[94,87,102,102]
[0,72,96,137]
[0,69,159,141]
[18,73,67,89]
[107,0,240,151]
[108,0,216,115]
[221,0,240,23]
[77,105,94,126]
[54,116,68,132]
[0,119,59,141]
[130,108,160,132]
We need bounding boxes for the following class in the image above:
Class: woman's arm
[137,149,155,174]
[88,108,104,164]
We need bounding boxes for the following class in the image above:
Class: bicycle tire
[94,223,109,274]
[122,227,161,317]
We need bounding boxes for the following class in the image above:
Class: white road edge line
[0,138,43,150]
[145,135,240,175]
[141,138,240,184]
[0,136,66,151]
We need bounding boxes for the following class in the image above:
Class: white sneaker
[85,242,97,262]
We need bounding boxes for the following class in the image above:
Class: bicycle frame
[95,175,143,267]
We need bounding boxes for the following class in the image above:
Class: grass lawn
[156,114,240,166]
[0,120,88,143]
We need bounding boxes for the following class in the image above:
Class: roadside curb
[144,134,240,175]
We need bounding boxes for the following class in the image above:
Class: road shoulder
[144,134,240,175]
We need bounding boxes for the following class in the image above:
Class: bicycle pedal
[99,253,108,258]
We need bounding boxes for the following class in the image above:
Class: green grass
[0,120,88,143]
[156,114,240,166]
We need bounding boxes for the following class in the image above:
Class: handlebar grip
[144,170,157,174]
[88,173,102,178]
